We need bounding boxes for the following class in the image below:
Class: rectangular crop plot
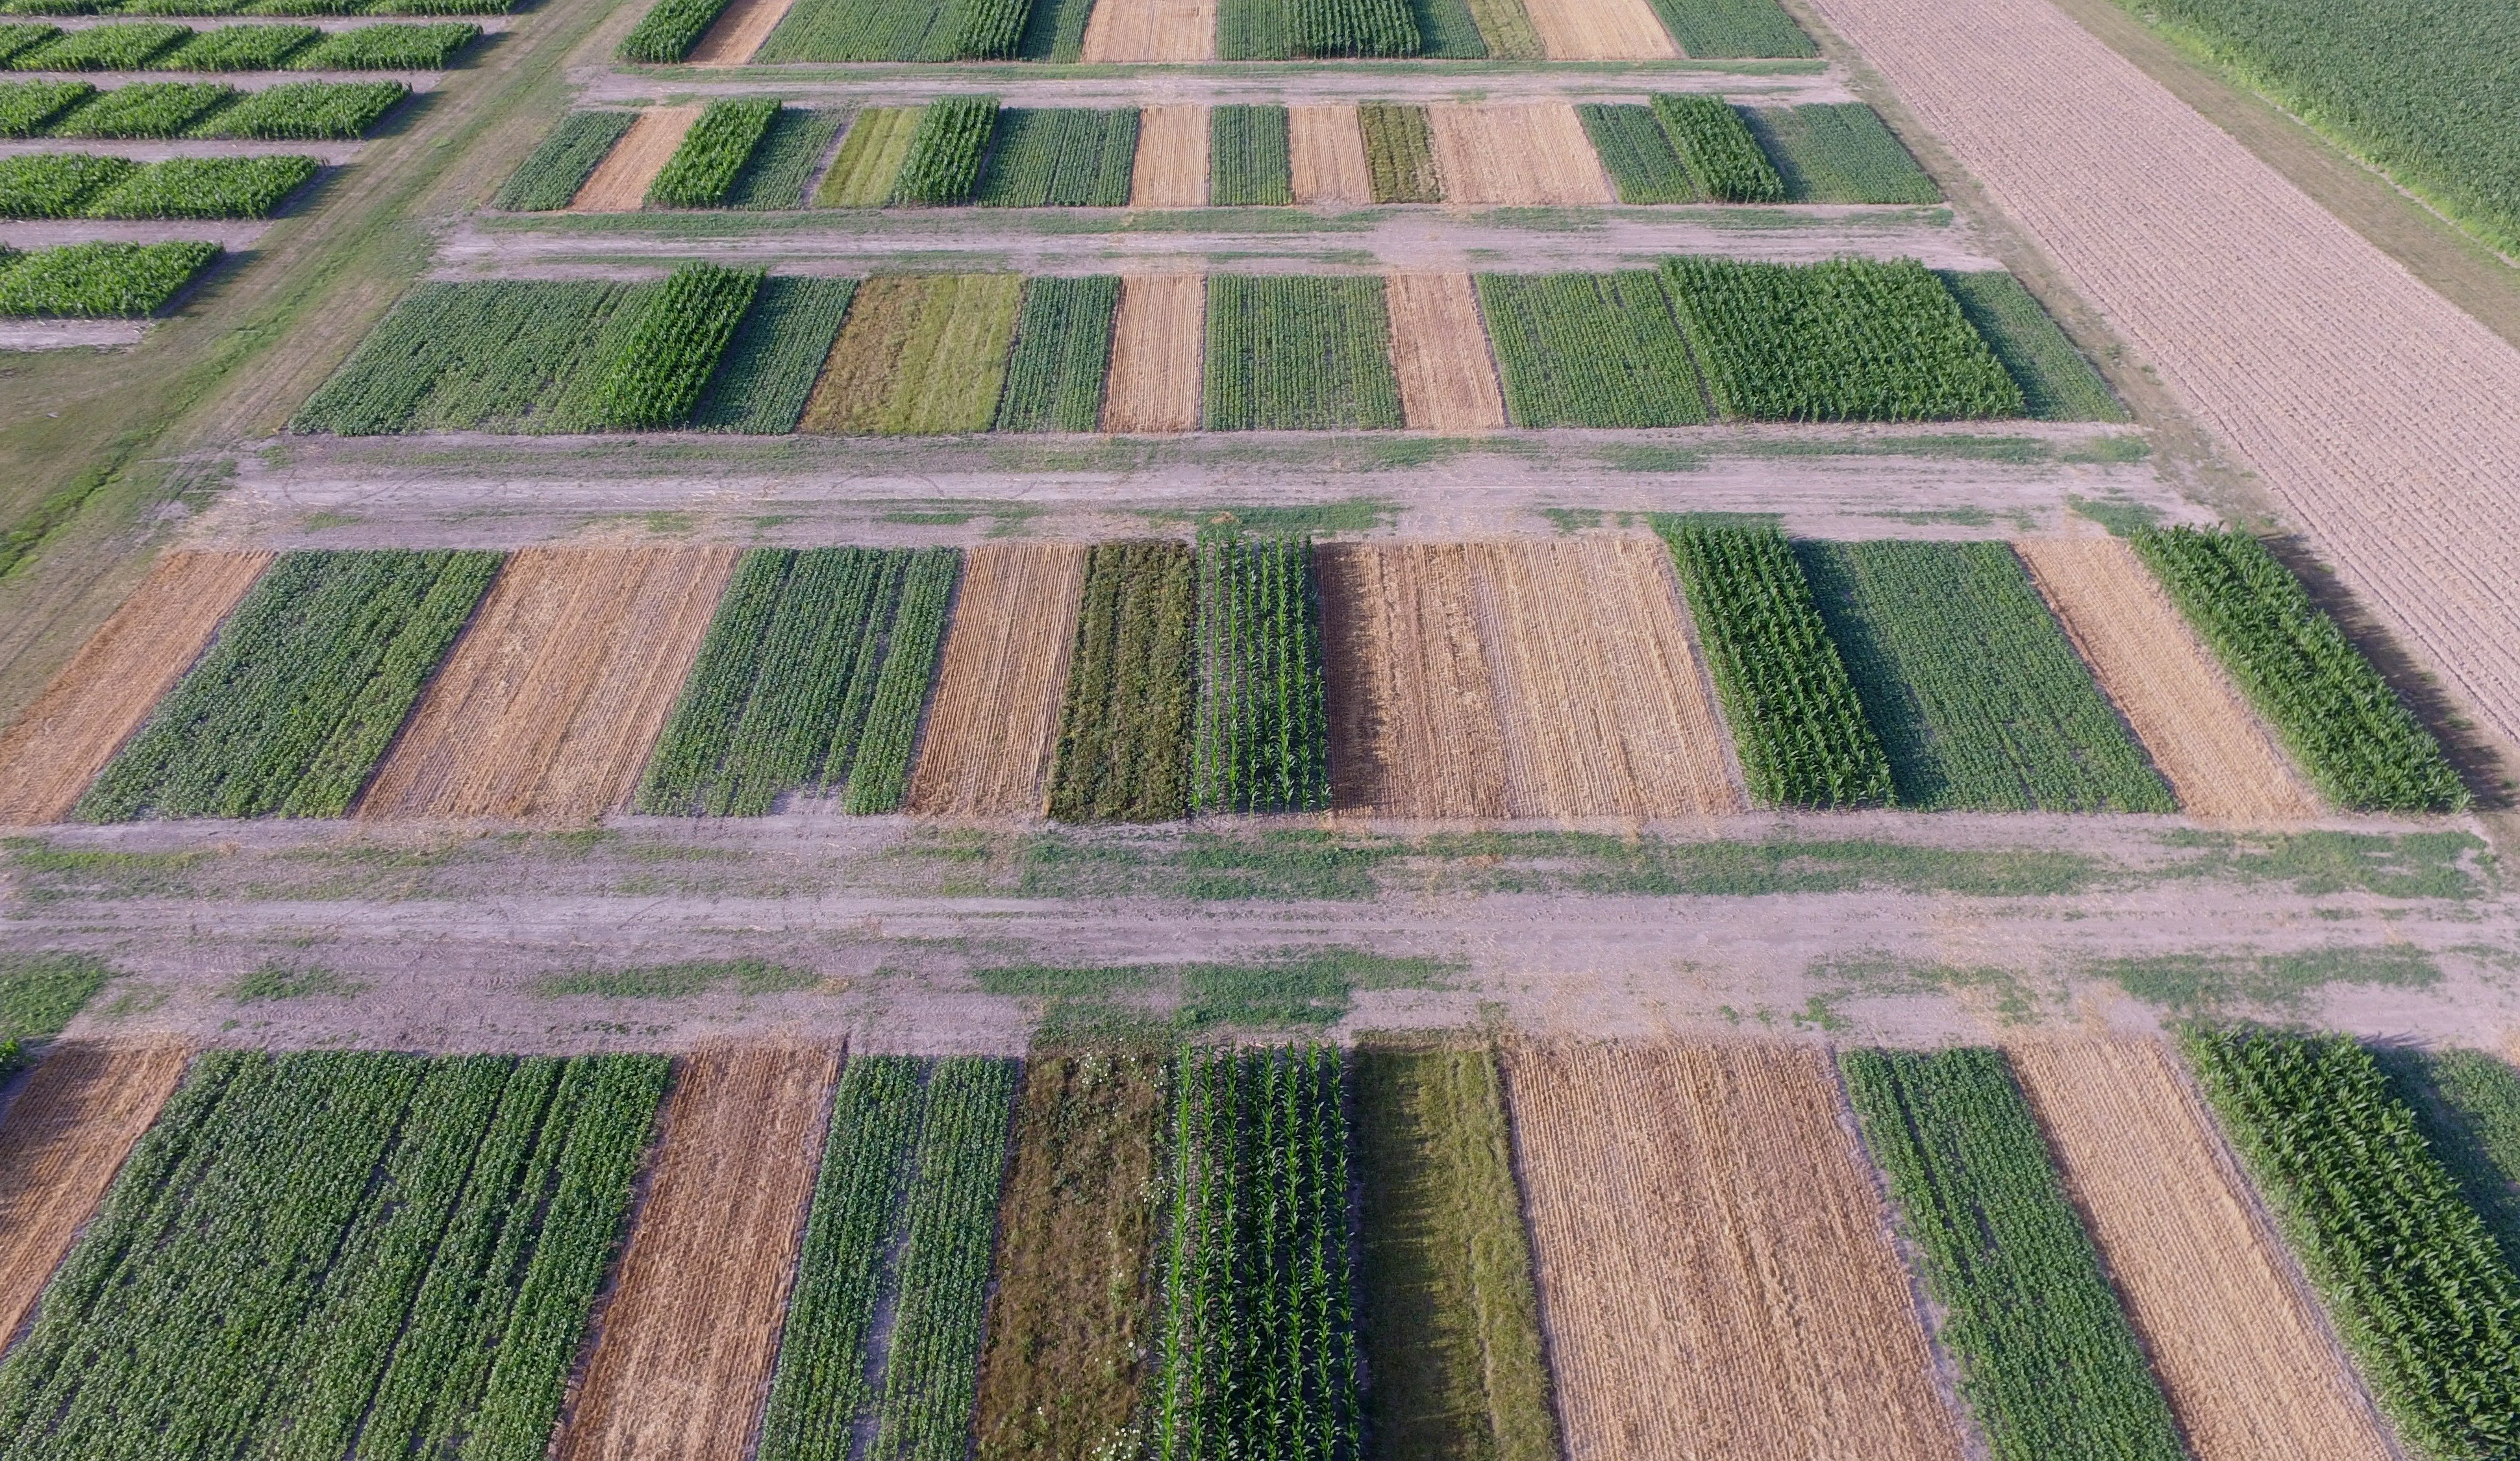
[1662,256,2022,420]
[645,97,779,208]
[816,106,916,206]
[1519,0,1677,58]
[1193,534,1329,812]
[726,106,847,208]
[1645,0,1811,55]
[1578,102,1694,203]
[1208,102,1291,205]
[1077,0,1217,61]
[76,549,501,821]
[1936,271,2121,420]
[798,272,1021,435]
[0,1042,190,1347]
[1384,271,1507,431]
[290,279,644,434]
[1204,274,1401,431]
[1425,101,1614,205]
[1288,103,1371,205]
[690,275,857,432]
[1744,103,1939,203]
[994,273,1118,432]
[908,542,1087,816]
[1104,272,1203,431]
[1358,101,1438,201]
[1129,102,1207,205]
[0,1050,668,1461]
[496,110,636,211]
[1219,0,1422,56]
[571,105,697,210]
[1476,271,1706,428]
[0,240,216,316]
[1317,542,1508,818]
[973,106,1138,206]
[754,0,1032,59]
[1047,540,1196,822]
[638,546,960,815]
[1797,539,2175,811]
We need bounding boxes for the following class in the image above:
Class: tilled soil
[907,542,1088,816]
[1102,272,1205,431]
[688,0,795,66]
[1079,0,1216,63]
[1520,0,1679,59]
[1290,103,1373,206]
[1127,103,1209,207]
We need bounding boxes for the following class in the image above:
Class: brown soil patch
[1127,105,1209,208]
[1102,273,1203,434]
[1386,273,1506,432]
[358,547,740,822]
[1289,104,1372,206]
[688,0,795,66]
[1425,103,1616,206]
[0,551,269,825]
[2016,538,2318,821]
[1517,0,1677,60]
[556,1044,838,1461]
[1505,1042,1967,1461]
[908,542,1087,816]
[1079,0,1216,62]
[2011,1039,2395,1461]
[1319,542,1509,818]
[0,1042,190,1343]
[570,106,699,212]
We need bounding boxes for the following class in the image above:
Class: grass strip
[1476,270,1707,427]
[1935,270,2122,421]
[817,104,916,206]
[1203,274,1401,431]
[493,109,633,211]
[688,273,855,432]
[993,273,1116,432]
[1050,539,1195,823]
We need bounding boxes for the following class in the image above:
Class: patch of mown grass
[1418,830,2107,898]
[1141,497,1399,536]
[4,838,218,903]
[535,958,821,999]
[973,948,1449,1032]
[2162,829,2491,901]
[2093,943,2439,1014]
[229,961,367,1004]
[1,950,110,1042]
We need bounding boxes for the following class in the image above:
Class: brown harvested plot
[359,547,740,821]
[688,0,796,64]
[1425,103,1616,206]
[0,1042,190,1343]
[0,550,270,825]
[2015,538,2318,822]
[1129,105,1210,208]
[1386,273,1506,432]
[571,106,700,212]
[1103,273,1203,433]
[1506,1042,1968,1461]
[1319,542,1509,818]
[1079,0,1216,62]
[557,1045,838,1461]
[1517,0,1677,60]
[2010,1040,2396,1461]
[1290,104,1372,206]
[908,542,1088,816]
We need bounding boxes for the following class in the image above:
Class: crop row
[0,151,314,216]
[749,0,1032,63]
[1204,274,1401,431]
[0,76,406,136]
[0,236,216,312]
[993,273,1117,431]
[0,18,473,69]
[1192,532,1330,813]
[1049,540,1198,821]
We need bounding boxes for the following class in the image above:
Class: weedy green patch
[534,958,822,999]
[2093,944,2439,1014]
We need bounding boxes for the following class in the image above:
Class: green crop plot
[1051,540,1197,823]
[1208,103,1292,206]
[727,106,847,208]
[155,23,316,69]
[1220,0,1423,56]
[0,23,53,66]
[1476,270,1708,428]
[644,95,777,207]
[1847,1048,2186,1461]
[892,94,995,205]
[1204,275,1402,431]
[577,262,760,428]
[817,105,917,206]
[0,81,91,136]
[82,153,317,218]
[50,82,230,138]
[995,273,1117,432]
[288,21,479,67]
[1662,256,2022,420]
[1936,271,2123,421]
[291,279,640,432]
[77,549,501,820]
[0,151,131,216]
[1658,519,1891,808]
[198,79,407,138]
[495,109,633,210]
[1578,102,1694,203]
[1650,94,1780,202]
[973,106,1137,206]
[1015,0,1095,58]
[690,274,855,431]
[0,1050,667,1461]
[0,238,216,314]
[1358,101,1438,202]
[1644,0,1812,56]
[619,0,729,60]
[1799,539,2175,812]
[1743,103,1940,204]
[1193,533,1329,813]
[2380,1047,2520,1264]
[2128,525,2464,810]
[10,21,185,69]
[755,0,1032,62]
[640,546,960,816]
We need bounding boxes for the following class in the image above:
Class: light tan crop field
[908,542,1088,816]
[0,550,269,824]
[1319,542,1510,818]
[1516,0,1677,60]
[0,1042,190,1343]
[1290,105,1373,206]
[1079,0,1215,62]
[1128,105,1209,208]
[686,0,794,64]
[1103,273,1204,432]
[360,547,739,821]
[1384,273,1508,432]
[556,1045,838,1461]
[1507,1043,1966,1461]
[2015,538,2317,821]
[2011,1040,2395,1461]
[1427,104,1616,206]
[570,106,698,211]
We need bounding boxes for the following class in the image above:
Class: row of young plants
[0,150,314,216]
[0,75,406,135]
[1191,531,1330,814]
[1203,274,1401,431]
[1049,539,1199,822]
[1219,0,1419,58]
[1208,103,1292,206]
[0,236,216,312]
[0,18,473,69]
[1476,269,1708,428]
[993,273,1116,431]
[1649,93,1782,202]
[747,0,1035,64]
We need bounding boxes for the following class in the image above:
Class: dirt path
[578,71,1851,110]
[0,1042,190,1343]
[571,106,699,212]
[1290,104,1371,206]
[1427,103,1617,206]
[1103,273,1204,431]
[908,542,1087,816]
[1805,0,2520,762]
[1385,271,1508,431]
[688,0,794,64]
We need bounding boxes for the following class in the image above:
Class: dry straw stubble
[1318,542,1510,818]
[571,106,701,211]
[908,542,1088,816]
[1384,273,1507,432]
[0,550,271,824]
[688,0,798,64]
[1103,274,1204,432]
[1425,103,1616,205]
[0,1042,191,1343]
[1129,105,1210,207]
[1290,105,1373,206]
[1080,0,1216,62]
[1516,0,1676,60]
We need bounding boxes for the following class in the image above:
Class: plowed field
[1080,0,1216,62]
[1290,105,1372,206]
[908,542,1088,816]
[571,106,699,211]
[688,0,796,64]
[1517,0,1677,60]
[2015,538,2317,821]
[1103,273,1203,432]
[2010,1040,2395,1461]
[557,1045,838,1461]
[358,547,739,821]
[0,1042,190,1343]
[1385,273,1508,431]
[1319,542,1509,818]
[1129,105,1208,207]
[1506,1042,1966,1461]
[1427,103,1616,206]
[0,551,270,825]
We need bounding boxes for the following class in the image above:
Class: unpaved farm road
[573,65,1849,109]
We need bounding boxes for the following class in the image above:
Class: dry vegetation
[1385,273,1508,432]
[688,0,798,65]
[2010,1040,2397,1461]
[1129,106,1210,208]
[360,547,740,821]
[1507,1042,1965,1461]
[1080,0,1217,62]
[1425,104,1616,206]
[1103,273,1204,432]
[571,107,700,212]
[0,1042,190,1343]
[908,542,1088,816]
[1319,542,1510,818]
[2015,538,2318,821]
[1517,0,1677,59]
[1290,105,1373,206]
[0,551,270,825]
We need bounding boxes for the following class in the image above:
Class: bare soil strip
[908,542,1087,816]
[557,1045,838,1461]
[1517,0,1678,60]
[1385,273,1508,432]
[1102,273,1203,433]
[360,547,740,821]
[1080,0,1216,62]
[1475,538,1743,816]
[0,1043,190,1344]
[1425,104,1616,206]
[1318,542,1510,818]
[571,107,700,212]
[1290,104,1372,206]
[1806,0,2520,755]
[0,551,270,825]
[1128,105,1210,208]
[2016,538,2317,822]
[1506,1043,1967,1461]
[688,0,797,66]
[2010,1040,2396,1461]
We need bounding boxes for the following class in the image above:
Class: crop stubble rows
[908,542,1088,816]
[0,1043,190,1345]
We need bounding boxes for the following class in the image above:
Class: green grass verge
[1476,270,1707,427]
[1204,274,1401,431]
[1050,540,1195,823]
[994,273,1116,432]
[1192,532,1328,812]
[0,950,107,1044]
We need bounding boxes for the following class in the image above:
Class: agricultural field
[1049,540,1196,822]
